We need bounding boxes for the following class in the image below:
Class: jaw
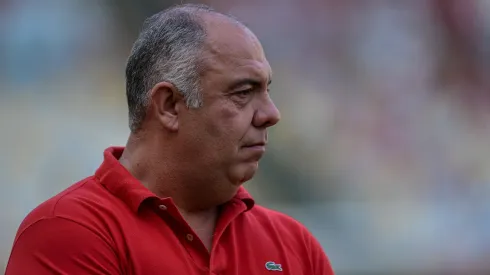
[231,161,259,185]
[230,147,265,184]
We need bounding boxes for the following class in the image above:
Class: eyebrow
[228,77,272,91]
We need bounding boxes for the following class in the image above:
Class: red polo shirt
[6,147,334,275]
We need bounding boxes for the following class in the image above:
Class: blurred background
[1,0,490,274]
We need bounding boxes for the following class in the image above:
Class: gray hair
[125,4,218,132]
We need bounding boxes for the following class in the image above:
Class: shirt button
[158,204,167,211]
[186,234,194,242]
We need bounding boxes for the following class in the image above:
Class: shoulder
[7,176,128,274]
[245,205,335,274]
[7,214,122,274]
[247,205,309,234]
[15,176,120,243]
[244,204,318,247]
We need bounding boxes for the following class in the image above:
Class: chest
[117,215,309,275]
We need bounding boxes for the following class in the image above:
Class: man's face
[177,18,280,188]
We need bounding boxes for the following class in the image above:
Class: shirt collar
[94,146,255,213]
[232,185,255,211]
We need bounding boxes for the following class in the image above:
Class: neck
[177,205,219,231]
[119,132,221,213]
[178,205,219,252]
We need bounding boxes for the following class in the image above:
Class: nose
[252,93,281,128]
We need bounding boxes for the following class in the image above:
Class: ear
[150,82,184,132]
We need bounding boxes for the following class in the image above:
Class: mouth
[242,142,267,153]
[243,141,266,147]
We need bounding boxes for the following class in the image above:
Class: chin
[236,163,259,184]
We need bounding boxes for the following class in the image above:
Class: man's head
[124,4,280,208]
[126,4,211,132]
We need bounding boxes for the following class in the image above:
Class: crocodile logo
[265,261,283,271]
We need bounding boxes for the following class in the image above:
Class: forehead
[199,15,272,84]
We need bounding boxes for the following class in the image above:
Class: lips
[243,141,266,148]
[242,142,267,157]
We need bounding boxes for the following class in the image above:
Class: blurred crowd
[2,0,490,274]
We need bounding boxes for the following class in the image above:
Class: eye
[234,89,253,98]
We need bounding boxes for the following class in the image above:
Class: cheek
[216,105,252,140]
[198,102,254,153]
[204,106,241,138]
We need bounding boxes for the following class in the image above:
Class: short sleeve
[6,217,122,275]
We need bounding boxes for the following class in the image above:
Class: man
[6,4,334,275]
